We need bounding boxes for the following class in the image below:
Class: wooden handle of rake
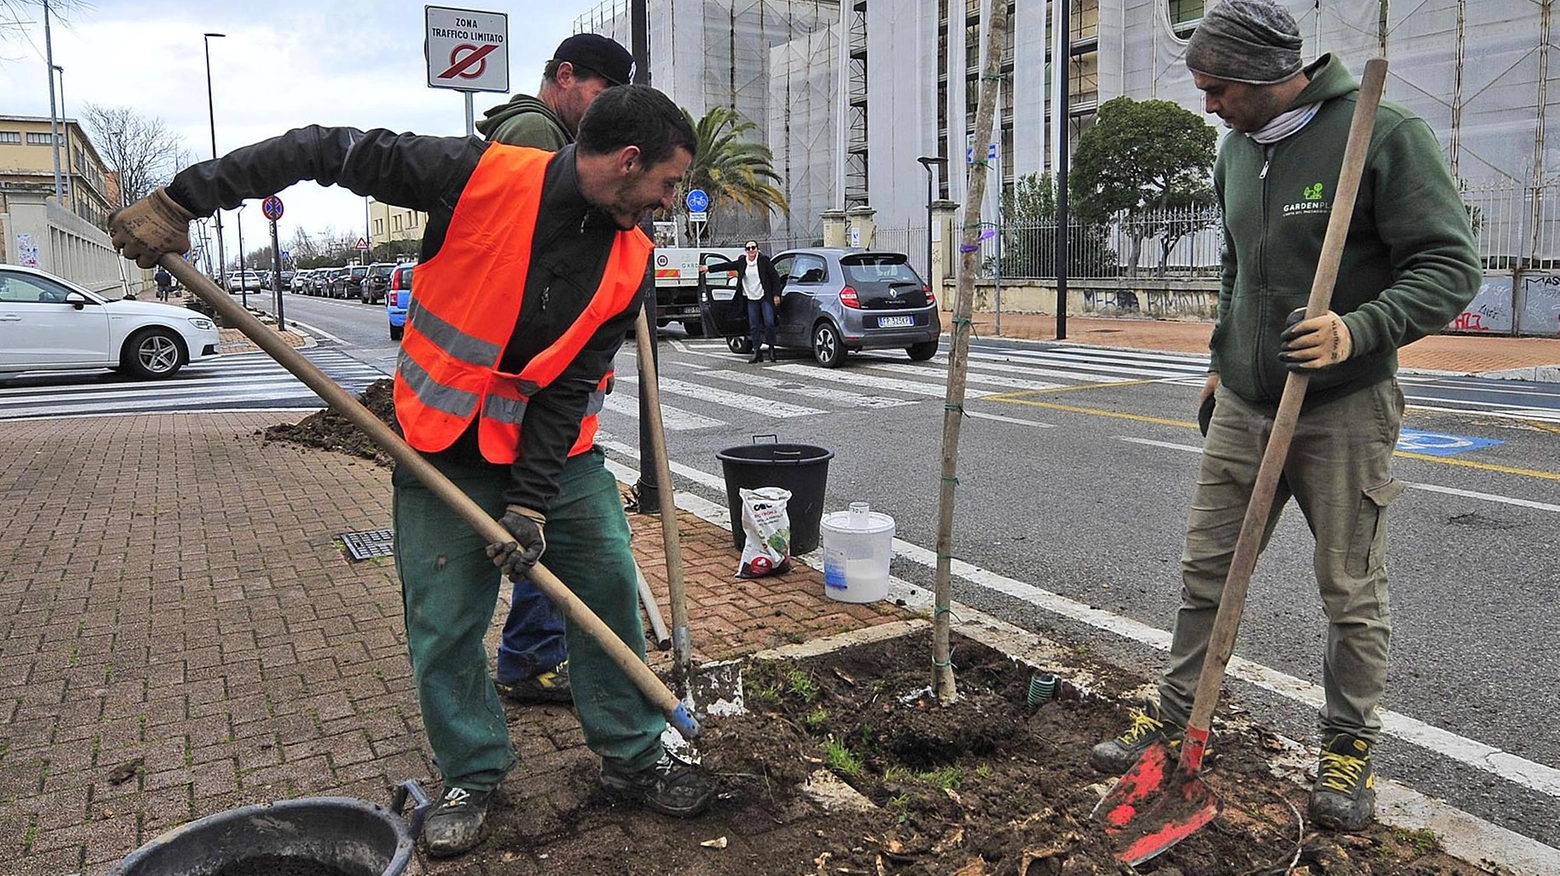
[159,254,700,739]
[1179,58,1389,769]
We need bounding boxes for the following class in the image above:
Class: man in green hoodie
[474,33,636,707]
[1087,0,1479,833]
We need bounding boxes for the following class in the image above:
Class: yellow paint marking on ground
[1392,451,1560,481]
[981,378,1158,402]
[986,396,1191,429]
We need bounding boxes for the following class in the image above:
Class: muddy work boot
[1088,699,1187,774]
[494,660,572,704]
[600,749,714,817]
[422,785,494,857]
[1309,733,1376,831]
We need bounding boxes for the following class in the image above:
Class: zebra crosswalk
[0,348,388,421]
[600,340,1209,432]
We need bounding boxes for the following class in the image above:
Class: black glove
[109,187,196,269]
[1278,307,1353,371]
[485,505,546,581]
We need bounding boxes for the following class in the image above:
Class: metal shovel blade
[1091,740,1220,865]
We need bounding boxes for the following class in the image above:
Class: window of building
[26,132,60,146]
[410,213,420,228]
[392,215,403,232]
[374,218,384,236]
[1168,0,1204,25]
[1072,0,1099,41]
[0,131,20,144]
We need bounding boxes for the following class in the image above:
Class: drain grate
[340,528,395,561]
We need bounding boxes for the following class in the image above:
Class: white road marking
[699,369,916,409]
[769,363,993,398]
[966,411,1055,428]
[601,392,726,431]
[617,374,824,418]
[864,361,1065,392]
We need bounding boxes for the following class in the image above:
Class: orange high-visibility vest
[393,144,650,463]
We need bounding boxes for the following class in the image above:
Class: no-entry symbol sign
[425,5,508,93]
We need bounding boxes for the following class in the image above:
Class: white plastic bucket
[820,502,895,603]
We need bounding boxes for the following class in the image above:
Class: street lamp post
[54,65,71,211]
[916,156,948,293]
[43,0,62,203]
[235,203,247,309]
[204,32,228,285]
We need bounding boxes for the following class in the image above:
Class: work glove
[1197,373,1219,437]
[109,188,196,269]
[486,505,546,581]
[1278,307,1353,371]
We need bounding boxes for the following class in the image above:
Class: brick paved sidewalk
[0,413,905,874]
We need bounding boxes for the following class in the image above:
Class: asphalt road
[67,295,1560,848]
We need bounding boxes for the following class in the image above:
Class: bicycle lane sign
[1396,428,1503,456]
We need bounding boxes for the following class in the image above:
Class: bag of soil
[736,486,793,578]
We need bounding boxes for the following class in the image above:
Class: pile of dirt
[261,378,398,466]
[442,630,1501,875]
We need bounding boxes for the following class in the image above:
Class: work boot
[1088,699,1187,774]
[600,749,714,817]
[1309,733,1376,831]
[748,349,763,364]
[422,785,494,857]
[494,660,571,704]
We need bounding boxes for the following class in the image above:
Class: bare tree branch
[81,103,191,206]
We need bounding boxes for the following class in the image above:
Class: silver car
[702,248,941,367]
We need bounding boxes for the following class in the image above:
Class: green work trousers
[392,446,665,791]
[1160,379,1406,743]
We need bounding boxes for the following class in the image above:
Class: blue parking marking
[1396,428,1503,456]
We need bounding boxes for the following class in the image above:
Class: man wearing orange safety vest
[109,85,711,859]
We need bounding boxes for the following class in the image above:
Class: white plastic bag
[736,486,793,578]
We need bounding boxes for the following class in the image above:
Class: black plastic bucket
[109,783,430,876]
[716,439,833,554]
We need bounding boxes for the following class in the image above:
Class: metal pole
[44,0,62,203]
[994,73,1002,336]
[55,65,71,211]
[463,92,475,137]
[1054,0,1070,341]
[236,203,247,308]
[364,196,373,265]
[271,218,286,332]
[631,0,663,511]
[205,33,228,284]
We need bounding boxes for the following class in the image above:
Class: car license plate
[878,315,914,328]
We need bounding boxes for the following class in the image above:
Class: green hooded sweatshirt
[475,94,571,150]
[1208,54,1479,408]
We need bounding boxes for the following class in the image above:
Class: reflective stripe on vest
[393,144,652,463]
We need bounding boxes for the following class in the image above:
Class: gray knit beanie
[1185,0,1303,85]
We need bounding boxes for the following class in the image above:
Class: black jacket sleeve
[167,126,484,234]
[758,255,783,297]
[705,258,744,274]
[501,268,648,511]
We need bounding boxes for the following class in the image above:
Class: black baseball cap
[553,33,636,87]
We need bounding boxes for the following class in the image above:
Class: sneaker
[600,749,713,817]
[1309,733,1376,831]
[495,660,572,704]
[422,785,493,857]
[1088,699,1186,774]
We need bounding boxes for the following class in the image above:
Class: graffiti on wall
[1520,273,1560,337]
[1449,275,1514,333]
[15,232,37,267]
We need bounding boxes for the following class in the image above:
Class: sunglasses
[745,245,758,250]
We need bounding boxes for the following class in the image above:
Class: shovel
[1094,57,1388,865]
[158,255,700,740]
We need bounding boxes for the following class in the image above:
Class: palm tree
[674,106,788,241]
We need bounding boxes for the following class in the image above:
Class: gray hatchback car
[700,248,941,367]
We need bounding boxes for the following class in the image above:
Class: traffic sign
[355,238,370,251]
[426,6,509,93]
[261,195,284,222]
[688,211,708,224]
[685,189,709,213]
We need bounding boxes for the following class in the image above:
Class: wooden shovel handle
[159,254,699,739]
[1180,58,1390,761]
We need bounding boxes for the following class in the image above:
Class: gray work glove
[1278,307,1354,370]
[486,505,547,581]
[110,187,196,269]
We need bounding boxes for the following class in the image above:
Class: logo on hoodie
[1283,181,1330,217]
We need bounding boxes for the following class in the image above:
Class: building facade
[368,199,426,246]
[0,115,116,230]
[576,2,1560,266]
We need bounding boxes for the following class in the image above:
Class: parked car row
[288,264,392,302]
[224,269,296,292]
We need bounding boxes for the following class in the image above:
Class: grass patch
[799,706,829,731]
[1393,827,1442,856]
[822,737,862,776]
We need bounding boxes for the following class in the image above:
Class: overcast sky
[1,0,596,254]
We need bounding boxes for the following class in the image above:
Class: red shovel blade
[1091,740,1221,865]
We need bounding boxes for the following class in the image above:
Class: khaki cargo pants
[1159,379,1406,743]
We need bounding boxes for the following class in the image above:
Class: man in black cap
[1087,0,1478,834]
[480,34,637,148]
[474,33,638,709]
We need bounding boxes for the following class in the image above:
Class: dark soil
[439,630,1501,876]
[261,379,398,466]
